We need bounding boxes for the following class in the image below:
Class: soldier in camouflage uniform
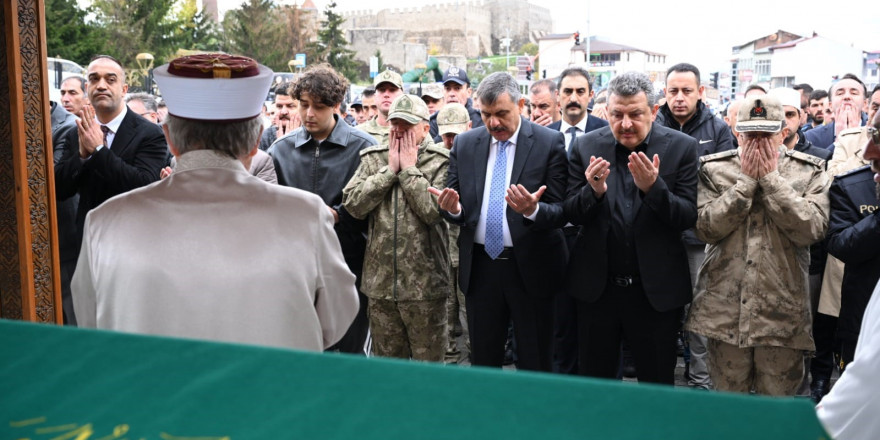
[436,103,473,363]
[343,94,450,361]
[686,94,831,396]
[358,70,404,146]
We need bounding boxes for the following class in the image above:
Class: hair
[745,84,766,95]
[666,63,701,84]
[476,72,521,106]
[557,67,593,91]
[274,81,296,98]
[61,75,87,92]
[163,114,263,160]
[873,85,880,96]
[292,63,349,107]
[125,92,158,112]
[809,89,828,102]
[793,83,813,94]
[158,100,167,109]
[530,79,557,94]
[607,72,656,106]
[831,73,867,98]
[339,102,348,113]
[89,55,126,81]
[362,87,376,98]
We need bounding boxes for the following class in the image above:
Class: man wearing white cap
[686,94,830,395]
[71,54,359,352]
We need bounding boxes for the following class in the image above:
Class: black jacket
[268,115,376,275]
[655,101,735,157]
[655,100,734,246]
[794,131,832,275]
[826,165,880,342]
[429,98,483,142]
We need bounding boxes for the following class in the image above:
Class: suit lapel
[510,117,532,184]
[472,130,490,212]
[109,110,138,157]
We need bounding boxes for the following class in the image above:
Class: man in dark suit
[55,55,168,324]
[430,72,568,372]
[548,67,609,154]
[563,71,698,385]
[541,67,609,375]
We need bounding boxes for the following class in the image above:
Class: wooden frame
[0,0,62,323]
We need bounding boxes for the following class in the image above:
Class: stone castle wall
[341,0,550,61]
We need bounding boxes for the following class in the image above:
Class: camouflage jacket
[686,147,830,350]
[342,137,450,301]
[358,117,389,146]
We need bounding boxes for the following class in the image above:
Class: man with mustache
[259,81,301,151]
[563,72,698,385]
[816,109,880,439]
[544,67,608,375]
[54,55,168,325]
[432,72,568,371]
[803,89,829,132]
[686,94,830,395]
[359,70,404,146]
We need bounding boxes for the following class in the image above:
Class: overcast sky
[218,0,879,78]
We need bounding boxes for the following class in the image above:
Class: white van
[47,57,86,102]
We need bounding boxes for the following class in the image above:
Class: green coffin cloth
[0,320,830,439]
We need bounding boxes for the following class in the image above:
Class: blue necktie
[485,140,509,259]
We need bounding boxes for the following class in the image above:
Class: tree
[222,0,290,71]
[308,2,359,82]
[374,49,383,73]
[91,0,180,67]
[45,0,106,65]
[173,0,222,52]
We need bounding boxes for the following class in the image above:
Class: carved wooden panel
[0,0,61,322]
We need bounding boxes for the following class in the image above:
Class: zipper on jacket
[311,143,320,192]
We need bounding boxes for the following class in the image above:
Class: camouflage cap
[437,103,470,135]
[374,69,403,90]
[421,83,444,100]
[736,95,784,133]
[388,94,430,124]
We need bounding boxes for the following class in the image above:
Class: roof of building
[301,0,317,10]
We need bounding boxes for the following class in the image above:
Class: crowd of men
[49,52,880,438]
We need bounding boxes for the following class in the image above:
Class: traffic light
[574,31,580,45]
[711,72,719,88]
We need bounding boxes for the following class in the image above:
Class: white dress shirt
[560,115,588,153]
[475,120,528,247]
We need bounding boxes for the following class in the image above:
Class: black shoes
[810,379,831,403]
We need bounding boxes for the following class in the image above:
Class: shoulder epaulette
[838,126,864,137]
[835,164,872,180]
[426,143,451,157]
[359,144,388,156]
[699,149,738,164]
[787,149,825,168]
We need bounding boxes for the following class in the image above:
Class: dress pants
[576,282,681,385]
[466,245,554,372]
[552,227,580,375]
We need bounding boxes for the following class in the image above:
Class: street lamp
[136,52,154,93]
